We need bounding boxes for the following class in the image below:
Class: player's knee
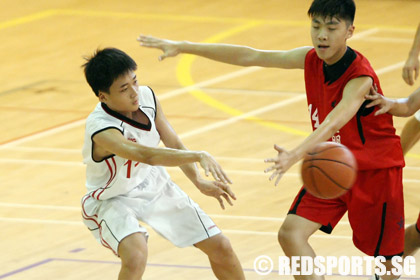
[278,225,290,246]
[120,250,147,274]
[215,235,234,256]
[406,224,420,244]
[411,225,420,245]
[208,235,235,262]
[278,223,307,246]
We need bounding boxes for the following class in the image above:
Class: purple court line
[0,259,53,279]
[69,248,85,253]
[0,258,419,279]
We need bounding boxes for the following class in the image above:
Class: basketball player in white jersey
[81,48,245,280]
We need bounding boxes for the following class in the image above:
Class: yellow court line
[1,8,419,155]
[55,9,256,24]
[0,9,416,32]
[406,152,420,159]
[0,9,57,30]
[51,9,419,31]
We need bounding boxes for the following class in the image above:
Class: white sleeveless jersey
[415,110,420,122]
[82,86,169,200]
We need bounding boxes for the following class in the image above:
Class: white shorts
[81,166,221,256]
[415,110,420,122]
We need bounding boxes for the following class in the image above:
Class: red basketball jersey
[304,48,404,170]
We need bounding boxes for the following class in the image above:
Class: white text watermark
[253,255,416,276]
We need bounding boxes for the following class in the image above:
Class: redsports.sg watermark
[254,255,417,277]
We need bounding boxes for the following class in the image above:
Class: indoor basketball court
[0,0,419,279]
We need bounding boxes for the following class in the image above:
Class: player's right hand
[264,144,296,186]
[198,151,232,184]
[196,179,236,210]
[402,55,419,86]
[137,35,180,61]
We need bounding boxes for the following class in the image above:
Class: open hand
[264,144,295,186]
[198,151,232,184]
[197,179,236,210]
[402,55,419,86]
[364,85,393,115]
[137,35,180,61]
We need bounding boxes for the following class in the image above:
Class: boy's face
[310,15,354,65]
[98,71,139,116]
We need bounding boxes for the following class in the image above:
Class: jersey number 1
[124,160,140,178]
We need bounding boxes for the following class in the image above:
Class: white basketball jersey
[82,86,168,200]
[415,110,420,122]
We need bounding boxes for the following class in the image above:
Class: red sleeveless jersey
[304,48,404,170]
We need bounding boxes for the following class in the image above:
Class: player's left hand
[196,179,236,210]
[364,85,394,115]
[264,144,296,186]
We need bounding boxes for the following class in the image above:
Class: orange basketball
[301,142,357,199]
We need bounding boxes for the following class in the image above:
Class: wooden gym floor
[0,0,419,279]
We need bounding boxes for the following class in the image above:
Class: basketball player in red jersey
[138,1,404,279]
[365,22,420,258]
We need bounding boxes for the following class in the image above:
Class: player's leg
[280,188,347,280]
[195,234,245,280]
[400,113,420,155]
[404,213,420,256]
[278,214,324,280]
[82,195,150,280]
[118,232,148,280]
[348,168,404,280]
[135,174,245,279]
[370,214,419,280]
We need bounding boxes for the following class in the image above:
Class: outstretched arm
[138,35,311,69]
[365,86,420,117]
[154,96,236,209]
[265,77,371,185]
[403,23,420,85]
[93,129,206,167]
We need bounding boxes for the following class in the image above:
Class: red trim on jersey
[91,157,117,200]
[81,195,98,218]
[81,196,117,255]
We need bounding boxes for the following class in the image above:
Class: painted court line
[0,216,352,239]
[376,61,406,76]
[0,200,356,228]
[0,69,265,147]
[11,200,420,232]
[0,203,349,227]
[1,8,416,32]
[0,119,86,148]
[2,147,420,169]
[0,258,419,279]
[1,55,410,147]
[179,94,306,139]
[0,217,81,226]
[200,87,304,96]
[349,28,379,40]
[0,259,53,279]
[159,67,262,101]
[2,157,420,184]
[361,37,413,44]
[1,158,420,184]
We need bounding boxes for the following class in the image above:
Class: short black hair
[308,0,355,25]
[83,48,137,96]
